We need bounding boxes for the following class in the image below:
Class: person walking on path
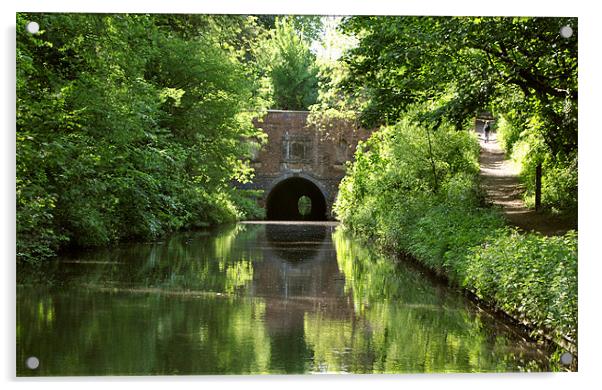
[483,120,491,143]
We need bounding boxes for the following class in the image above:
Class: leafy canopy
[255,16,321,110]
[339,16,577,156]
[16,13,268,263]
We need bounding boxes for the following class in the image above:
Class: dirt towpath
[477,131,576,236]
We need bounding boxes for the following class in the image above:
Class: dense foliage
[465,230,577,343]
[16,13,269,263]
[337,16,577,213]
[497,111,578,212]
[334,116,577,346]
[331,230,555,372]
[256,15,324,42]
[307,17,360,126]
[255,17,320,110]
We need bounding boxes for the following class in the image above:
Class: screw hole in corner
[560,352,573,366]
[26,356,40,370]
[26,21,40,34]
[560,25,573,39]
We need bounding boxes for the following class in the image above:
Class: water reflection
[258,224,351,373]
[17,222,550,376]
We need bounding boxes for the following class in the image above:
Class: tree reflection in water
[17,222,551,376]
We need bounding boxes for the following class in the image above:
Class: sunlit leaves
[336,112,577,350]
[339,16,577,154]
[254,17,320,110]
[16,13,269,262]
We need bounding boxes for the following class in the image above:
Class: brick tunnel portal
[265,177,327,221]
[234,110,373,221]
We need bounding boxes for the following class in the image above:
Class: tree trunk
[535,163,542,211]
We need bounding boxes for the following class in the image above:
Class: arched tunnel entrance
[266,177,327,220]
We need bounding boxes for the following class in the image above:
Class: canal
[16,222,551,376]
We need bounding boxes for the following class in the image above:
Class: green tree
[336,16,577,212]
[16,13,267,263]
[340,17,577,148]
[255,17,320,110]
[334,114,577,348]
[307,17,362,129]
[256,15,324,42]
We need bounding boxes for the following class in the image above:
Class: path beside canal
[478,132,576,236]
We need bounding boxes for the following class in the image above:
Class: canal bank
[331,120,577,370]
[368,235,577,371]
[335,215,577,371]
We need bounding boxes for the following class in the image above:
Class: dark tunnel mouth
[266,177,327,221]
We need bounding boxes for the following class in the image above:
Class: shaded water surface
[17,222,551,375]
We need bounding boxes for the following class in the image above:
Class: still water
[17,222,551,376]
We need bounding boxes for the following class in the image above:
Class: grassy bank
[334,117,578,352]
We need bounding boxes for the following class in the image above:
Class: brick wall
[237,110,373,219]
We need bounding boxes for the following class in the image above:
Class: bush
[335,111,578,346]
[496,112,528,156]
[466,230,578,343]
[16,14,267,263]
[228,189,266,221]
[498,112,578,213]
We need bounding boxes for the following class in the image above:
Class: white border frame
[3,1,599,389]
